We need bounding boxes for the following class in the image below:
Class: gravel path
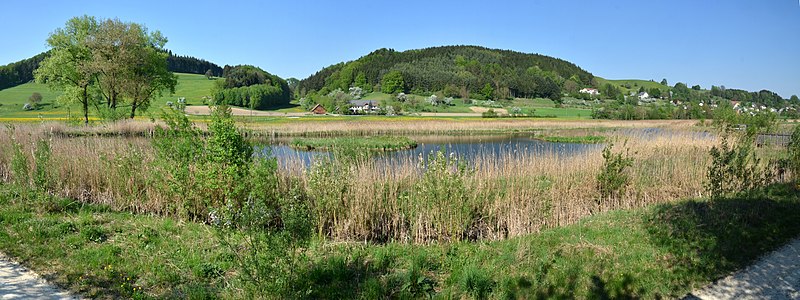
[0,254,80,300]
[686,237,800,300]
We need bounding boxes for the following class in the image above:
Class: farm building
[310,104,327,114]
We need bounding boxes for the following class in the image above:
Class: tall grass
[0,123,728,244]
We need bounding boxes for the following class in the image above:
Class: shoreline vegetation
[0,110,796,298]
[1,183,798,298]
[290,136,418,151]
[535,135,606,144]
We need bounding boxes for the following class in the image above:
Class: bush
[596,143,634,209]
[481,109,499,118]
[787,125,800,184]
[705,134,770,199]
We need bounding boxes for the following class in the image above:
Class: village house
[349,100,380,114]
[579,88,600,96]
[637,92,650,100]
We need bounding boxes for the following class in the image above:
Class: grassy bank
[537,135,606,144]
[1,183,798,299]
[291,136,418,151]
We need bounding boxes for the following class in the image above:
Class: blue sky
[1,0,799,97]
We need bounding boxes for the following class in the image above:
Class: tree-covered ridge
[213,65,292,109]
[0,51,223,91]
[0,52,49,91]
[298,45,595,100]
[166,51,223,77]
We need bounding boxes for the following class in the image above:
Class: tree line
[0,52,49,90]
[298,45,595,102]
[166,52,223,77]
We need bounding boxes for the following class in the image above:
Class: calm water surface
[255,134,605,168]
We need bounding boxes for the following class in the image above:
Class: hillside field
[0,73,217,120]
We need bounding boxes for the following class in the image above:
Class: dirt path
[0,253,80,300]
[686,237,800,299]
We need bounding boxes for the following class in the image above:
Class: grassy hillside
[0,73,217,120]
[596,77,670,94]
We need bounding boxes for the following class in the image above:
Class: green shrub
[789,125,800,184]
[596,143,634,208]
[705,134,770,199]
[482,109,499,118]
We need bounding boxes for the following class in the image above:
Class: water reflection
[255,134,604,168]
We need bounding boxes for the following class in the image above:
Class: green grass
[537,135,606,144]
[0,73,217,121]
[1,183,798,298]
[0,186,231,298]
[596,77,671,95]
[291,136,418,151]
[532,107,593,119]
[155,73,220,106]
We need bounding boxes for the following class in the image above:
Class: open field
[0,73,216,121]
[595,77,671,94]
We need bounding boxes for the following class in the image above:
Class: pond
[255,134,605,168]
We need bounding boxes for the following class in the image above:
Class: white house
[349,100,380,114]
[637,92,650,100]
[579,88,600,96]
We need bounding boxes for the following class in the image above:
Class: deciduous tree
[34,15,100,124]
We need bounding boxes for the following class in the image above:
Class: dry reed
[0,123,719,244]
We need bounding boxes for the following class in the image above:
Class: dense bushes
[214,84,288,109]
[213,65,291,109]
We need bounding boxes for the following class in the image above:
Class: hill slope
[299,45,595,100]
[0,51,223,91]
[0,73,217,119]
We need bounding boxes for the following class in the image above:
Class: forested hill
[0,52,49,91]
[166,51,223,77]
[298,45,595,100]
[0,51,223,91]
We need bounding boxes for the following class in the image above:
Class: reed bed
[0,123,717,244]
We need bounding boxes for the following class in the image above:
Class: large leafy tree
[36,16,176,121]
[124,35,177,118]
[34,15,100,124]
[381,70,405,94]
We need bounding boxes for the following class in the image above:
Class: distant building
[349,100,380,113]
[310,104,327,114]
[637,92,650,100]
[579,88,600,96]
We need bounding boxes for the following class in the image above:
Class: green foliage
[291,136,417,151]
[406,149,474,241]
[790,125,800,184]
[381,70,405,94]
[480,83,494,100]
[596,143,634,206]
[300,46,594,100]
[481,108,499,118]
[459,265,495,299]
[213,65,291,109]
[705,134,770,199]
